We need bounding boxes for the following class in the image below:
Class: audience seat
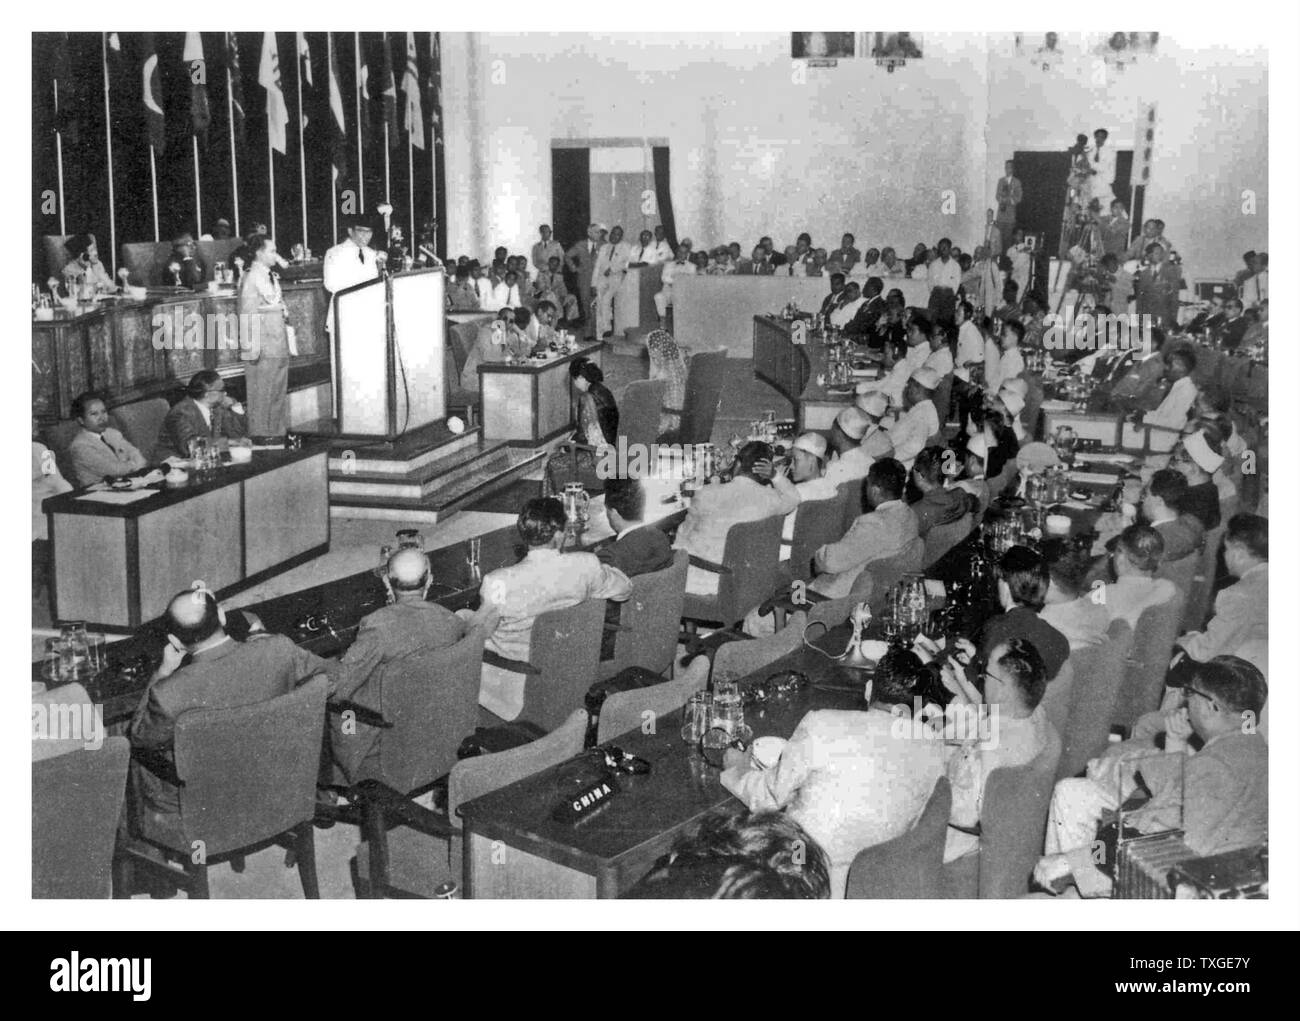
[618,378,667,453]
[709,611,808,687]
[784,495,847,586]
[847,536,926,615]
[1056,620,1134,782]
[846,777,952,899]
[596,658,709,745]
[33,736,130,898]
[1114,596,1187,732]
[942,723,1062,898]
[681,514,785,640]
[660,349,727,445]
[599,550,688,682]
[922,512,973,569]
[110,397,169,462]
[1039,661,1074,740]
[115,676,329,899]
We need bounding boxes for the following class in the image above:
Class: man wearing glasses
[1035,655,1268,897]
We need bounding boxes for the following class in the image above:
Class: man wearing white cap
[777,433,840,559]
[1139,348,1199,450]
[857,312,931,406]
[1170,430,1225,531]
[824,398,893,489]
[809,458,919,598]
[884,367,942,470]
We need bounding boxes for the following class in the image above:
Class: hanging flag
[141,32,165,153]
[259,32,288,155]
[380,32,398,148]
[226,32,246,147]
[428,32,443,142]
[1134,102,1158,186]
[50,32,81,146]
[105,32,123,94]
[296,32,312,130]
[328,34,348,181]
[357,34,371,151]
[183,33,211,137]
[402,33,424,150]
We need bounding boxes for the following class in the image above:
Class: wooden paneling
[242,453,330,577]
[465,832,597,899]
[49,514,129,628]
[136,485,243,622]
[536,363,572,441]
[480,372,534,442]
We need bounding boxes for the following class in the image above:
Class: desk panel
[243,453,330,577]
[49,515,130,629]
[137,485,243,622]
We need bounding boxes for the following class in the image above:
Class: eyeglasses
[1183,685,1217,706]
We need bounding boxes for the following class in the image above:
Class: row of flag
[51,32,442,176]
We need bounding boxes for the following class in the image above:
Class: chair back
[711,612,808,686]
[32,737,130,898]
[448,709,588,823]
[986,462,1019,501]
[1022,373,1045,441]
[602,551,688,679]
[1155,550,1199,595]
[847,536,925,614]
[977,723,1062,898]
[1056,620,1133,781]
[682,513,786,628]
[837,480,864,535]
[932,374,954,424]
[675,350,728,444]
[517,598,606,732]
[923,512,973,569]
[807,595,857,630]
[787,496,846,584]
[597,660,710,744]
[364,629,486,794]
[43,235,70,281]
[618,379,667,452]
[1038,661,1074,740]
[42,419,83,486]
[845,777,952,899]
[1182,521,1227,632]
[109,397,170,462]
[172,676,328,856]
[1115,595,1185,730]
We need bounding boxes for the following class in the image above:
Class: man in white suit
[593,225,632,339]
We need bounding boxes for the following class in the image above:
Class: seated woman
[544,358,619,496]
[646,329,688,436]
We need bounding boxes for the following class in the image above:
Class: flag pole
[408,135,414,245]
[192,135,203,236]
[149,145,160,242]
[268,129,276,239]
[227,35,240,236]
[354,32,364,214]
[53,78,66,236]
[328,33,338,244]
[102,34,117,275]
[297,43,308,252]
[382,31,390,203]
[383,123,390,202]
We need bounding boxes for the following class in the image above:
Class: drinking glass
[711,680,744,737]
[43,638,66,682]
[375,544,394,578]
[466,537,482,582]
[85,633,105,674]
[680,692,713,744]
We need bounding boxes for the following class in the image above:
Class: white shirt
[955,321,984,382]
[1144,375,1198,444]
[985,345,1024,394]
[651,239,675,264]
[660,259,695,288]
[859,343,928,406]
[922,346,954,378]
[885,399,940,469]
[1240,271,1267,308]
[629,243,658,266]
[1088,142,1119,193]
[492,281,523,308]
[927,256,961,291]
[829,296,865,328]
[595,242,632,281]
[322,238,381,332]
[476,277,500,312]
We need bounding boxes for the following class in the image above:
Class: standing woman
[646,330,689,435]
[545,358,620,495]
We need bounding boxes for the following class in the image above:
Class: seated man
[1140,468,1205,562]
[952,433,992,518]
[822,400,892,489]
[673,441,799,596]
[1039,540,1109,649]
[810,458,918,599]
[817,273,848,318]
[841,278,885,340]
[1138,348,1199,448]
[1038,656,1268,896]
[66,390,148,486]
[883,367,942,470]
[720,647,946,898]
[597,477,674,578]
[61,233,115,293]
[477,498,632,721]
[856,311,930,406]
[534,255,580,322]
[825,233,861,275]
[1170,429,1225,531]
[129,589,338,817]
[1099,524,1176,628]
[977,545,1070,680]
[165,232,206,289]
[491,269,525,310]
[458,308,532,394]
[625,806,831,900]
[327,548,498,784]
[909,445,971,537]
[445,264,480,311]
[1175,513,1267,664]
[827,280,864,328]
[158,370,250,461]
[779,432,841,559]
[941,638,1052,862]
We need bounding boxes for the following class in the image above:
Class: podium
[333,269,446,438]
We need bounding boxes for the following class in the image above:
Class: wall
[442,32,1266,281]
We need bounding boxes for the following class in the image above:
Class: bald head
[165,589,223,647]
[387,547,431,594]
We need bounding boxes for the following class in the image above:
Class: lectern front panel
[391,271,446,433]
[336,283,389,436]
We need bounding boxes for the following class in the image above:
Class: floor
[37,344,789,898]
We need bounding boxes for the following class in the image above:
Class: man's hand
[949,636,977,666]
[1164,706,1193,751]
[153,639,186,682]
[750,458,774,480]
[722,746,749,772]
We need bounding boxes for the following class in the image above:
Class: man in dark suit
[166,232,207,289]
[159,370,250,460]
[597,478,674,658]
[129,590,338,817]
[842,277,887,343]
[817,273,848,317]
[565,223,603,339]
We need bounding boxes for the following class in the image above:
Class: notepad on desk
[77,490,157,505]
[1067,471,1118,486]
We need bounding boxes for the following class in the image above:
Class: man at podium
[323,215,382,337]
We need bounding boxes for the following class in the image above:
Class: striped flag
[328,33,348,181]
[296,32,312,130]
[259,32,288,155]
[141,33,165,153]
[380,32,398,148]
[51,32,81,146]
[429,32,443,142]
[356,33,371,150]
[226,33,246,147]
[402,33,424,150]
[183,33,211,137]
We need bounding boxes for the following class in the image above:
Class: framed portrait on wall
[791,33,856,61]
[869,32,922,72]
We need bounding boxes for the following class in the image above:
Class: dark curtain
[652,145,675,250]
[550,146,590,252]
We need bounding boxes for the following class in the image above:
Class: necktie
[101,434,120,458]
[358,246,364,264]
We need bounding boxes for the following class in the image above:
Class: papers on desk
[1040,400,1075,413]
[77,490,157,505]
[1059,500,1095,510]
[1068,471,1119,486]
[1074,451,1134,465]
[251,443,286,451]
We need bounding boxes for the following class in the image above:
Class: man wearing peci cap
[953,432,992,518]
[824,396,894,489]
[323,215,381,335]
[884,366,942,470]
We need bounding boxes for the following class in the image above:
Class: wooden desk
[478,342,605,446]
[32,281,329,424]
[752,316,882,432]
[44,447,330,632]
[614,263,663,335]
[458,631,864,899]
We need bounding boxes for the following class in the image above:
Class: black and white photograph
[12,2,1297,949]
